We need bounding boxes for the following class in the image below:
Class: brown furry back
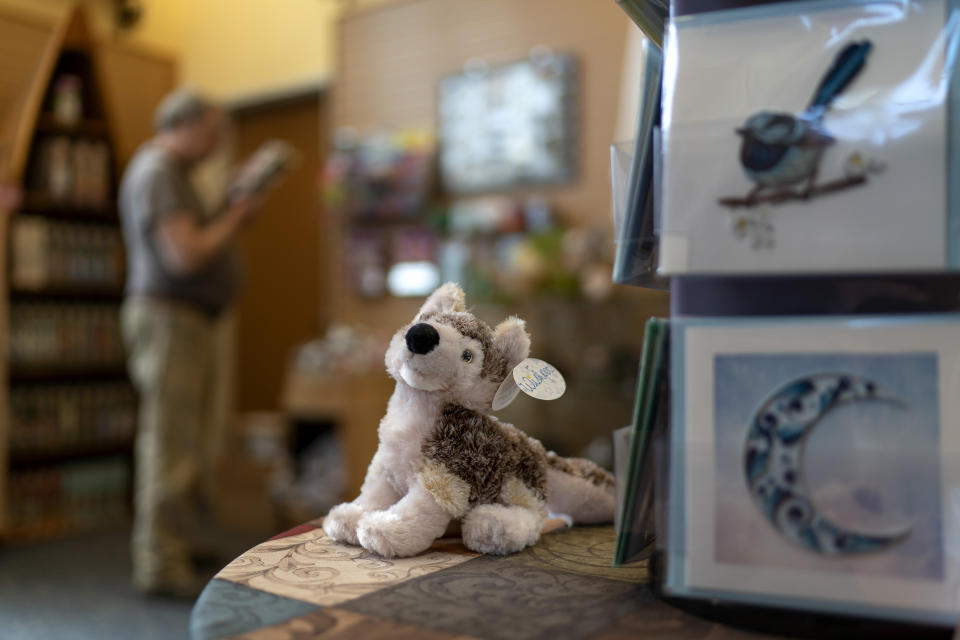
[545,451,615,490]
[423,404,549,504]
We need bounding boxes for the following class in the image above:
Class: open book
[228,139,299,200]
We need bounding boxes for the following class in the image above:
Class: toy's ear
[493,316,530,371]
[418,282,466,317]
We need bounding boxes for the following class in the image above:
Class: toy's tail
[544,452,615,525]
[806,40,872,116]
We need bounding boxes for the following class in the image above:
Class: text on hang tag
[491,357,566,410]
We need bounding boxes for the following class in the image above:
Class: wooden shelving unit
[20,192,119,222]
[34,115,110,137]
[8,364,128,385]
[10,285,124,302]
[9,441,132,469]
[0,5,135,544]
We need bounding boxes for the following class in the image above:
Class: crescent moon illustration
[743,373,911,554]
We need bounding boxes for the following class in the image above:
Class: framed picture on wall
[437,52,578,194]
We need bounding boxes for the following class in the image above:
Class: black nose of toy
[406,323,439,355]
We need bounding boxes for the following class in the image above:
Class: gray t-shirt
[119,143,240,316]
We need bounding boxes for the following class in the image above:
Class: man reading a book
[119,88,261,597]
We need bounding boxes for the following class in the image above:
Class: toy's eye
[461,350,473,363]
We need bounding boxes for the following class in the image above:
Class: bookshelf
[0,6,134,543]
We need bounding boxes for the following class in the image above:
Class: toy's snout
[406,323,439,355]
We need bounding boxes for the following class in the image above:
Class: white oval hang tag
[491,357,566,411]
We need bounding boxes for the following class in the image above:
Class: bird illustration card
[665,314,960,625]
[659,0,960,274]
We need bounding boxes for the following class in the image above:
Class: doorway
[231,90,328,412]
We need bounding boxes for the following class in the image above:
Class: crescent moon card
[666,314,960,626]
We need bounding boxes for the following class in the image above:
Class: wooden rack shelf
[19,193,118,224]
[10,285,124,302]
[8,363,128,385]
[34,115,110,138]
[9,441,133,469]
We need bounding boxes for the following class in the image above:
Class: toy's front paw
[356,511,431,559]
[323,502,365,546]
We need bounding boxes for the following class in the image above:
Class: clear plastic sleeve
[658,0,960,275]
[611,39,667,289]
[657,312,960,627]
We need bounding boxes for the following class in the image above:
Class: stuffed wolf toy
[323,283,615,558]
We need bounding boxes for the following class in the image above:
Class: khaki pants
[122,298,233,587]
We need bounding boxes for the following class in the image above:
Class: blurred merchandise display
[388,228,439,296]
[440,196,614,304]
[270,426,347,524]
[291,325,385,377]
[326,125,612,303]
[328,52,592,303]
[345,230,387,298]
[7,457,130,540]
[323,128,434,222]
[386,261,439,297]
[325,128,438,299]
[9,303,125,368]
[11,217,124,290]
[490,297,651,459]
[8,383,136,456]
[438,52,578,193]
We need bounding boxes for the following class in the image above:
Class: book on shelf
[33,136,111,210]
[11,217,123,291]
[9,382,136,457]
[7,457,130,541]
[9,303,125,369]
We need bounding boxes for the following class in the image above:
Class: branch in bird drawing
[718,174,867,209]
[725,40,879,211]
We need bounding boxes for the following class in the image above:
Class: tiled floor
[0,527,252,640]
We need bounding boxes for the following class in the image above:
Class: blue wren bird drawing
[722,40,874,208]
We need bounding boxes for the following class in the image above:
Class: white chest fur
[375,382,444,495]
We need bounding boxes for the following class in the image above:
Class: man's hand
[226,193,264,224]
[154,187,269,277]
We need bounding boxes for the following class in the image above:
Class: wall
[232,93,328,411]
[0,0,339,102]
[173,0,337,101]
[0,0,178,55]
[97,41,178,165]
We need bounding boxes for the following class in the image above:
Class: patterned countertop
[189,520,774,640]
